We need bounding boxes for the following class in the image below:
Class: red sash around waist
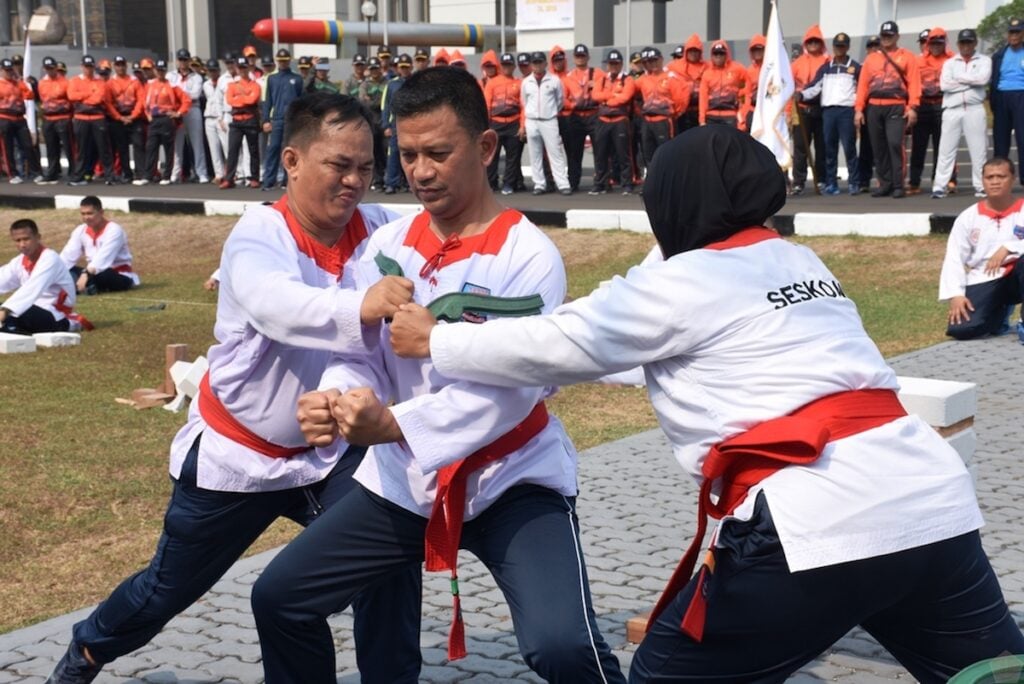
[54,290,94,331]
[647,388,907,642]
[425,401,549,661]
[198,373,308,459]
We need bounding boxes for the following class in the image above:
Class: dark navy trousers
[71,436,423,683]
[822,106,858,188]
[252,483,626,684]
[630,495,1024,683]
[993,90,1024,184]
[947,263,1024,340]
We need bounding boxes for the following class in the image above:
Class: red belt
[54,290,94,331]
[425,401,549,660]
[647,388,907,641]
[197,373,308,458]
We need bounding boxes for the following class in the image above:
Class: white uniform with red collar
[169,200,397,492]
[430,232,982,572]
[319,208,578,519]
[59,221,140,285]
[939,198,1024,300]
[0,247,76,319]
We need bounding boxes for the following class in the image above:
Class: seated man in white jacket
[388,126,1024,684]
[59,196,140,294]
[1,218,86,334]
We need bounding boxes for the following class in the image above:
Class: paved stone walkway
[2,335,1022,682]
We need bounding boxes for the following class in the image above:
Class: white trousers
[204,118,228,181]
[933,103,988,193]
[526,117,569,191]
[172,108,209,182]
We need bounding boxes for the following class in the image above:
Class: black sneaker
[532,187,545,195]
[46,641,102,684]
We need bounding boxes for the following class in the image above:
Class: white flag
[23,34,36,137]
[750,0,793,169]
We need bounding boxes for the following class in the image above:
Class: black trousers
[855,120,874,187]
[226,119,260,181]
[566,111,597,190]
[909,102,944,188]
[70,266,134,293]
[792,105,825,186]
[70,118,112,182]
[947,263,1024,340]
[641,118,673,169]
[677,107,700,134]
[486,118,523,190]
[144,117,175,182]
[109,118,144,180]
[1,305,69,335]
[867,103,909,192]
[593,117,634,190]
[0,117,39,178]
[42,118,73,180]
[993,90,1024,183]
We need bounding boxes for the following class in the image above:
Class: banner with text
[516,0,574,30]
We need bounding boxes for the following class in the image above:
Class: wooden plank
[162,344,189,394]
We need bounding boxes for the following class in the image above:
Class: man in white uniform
[251,67,625,684]
[940,156,1024,340]
[388,126,1024,683]
[1,218,84,334]
[520,51,571,195]
[167,49,209,183]
[59,196,139,294]
[46,93,423,684]
[201,58,229,184]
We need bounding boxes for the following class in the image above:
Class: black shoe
[621,186,633,195]
[67,179,89,187]
[588,187,606,196]
[789,184,804,196]
[384,186,396,195]
[560,188,573,196]
[891,188,905,198]
[871,187,893,198]
[46,641,102,684]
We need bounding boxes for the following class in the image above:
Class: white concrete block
[794,212,931,237]
[945,427,977,466]
[163,393,188,413]
[618,210,653,234]
[32,332,81,348]
[566,209,621,230]
[179,355,208,399]
[896,376,977,427]
[170,360,192,391]
[203,200,262,216]
[0,332,36,353]
[55,195,131,213]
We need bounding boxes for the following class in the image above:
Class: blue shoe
[848,183,860,195]
[46,641,102,684]
[824,184,840,196]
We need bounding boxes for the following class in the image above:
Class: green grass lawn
[0,210,950,633]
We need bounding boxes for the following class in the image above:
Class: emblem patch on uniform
[461,282,490,295]
[969,227,981,244]
[460,282,490,323]
[847,66,855,74]
[1014,225,1024,240]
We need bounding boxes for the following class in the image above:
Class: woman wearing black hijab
[389,125,1024,682]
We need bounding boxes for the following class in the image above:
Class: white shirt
[521,72,565,121]
[941,52,992,108]
[202,76,225,119]
[800,57,859,108]
[169,202,397,492]
[167,70,203,111]
[0,247,76,319]
[318,209,577,519]
[431,234,982,572]
[59,221,139,285]
[939,199,1024,299]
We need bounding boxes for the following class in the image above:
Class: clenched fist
[360,275,415,325]
[297,389,342,447]
[389,303,436,358]
[331,387,403,445]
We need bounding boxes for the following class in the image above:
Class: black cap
[551,49,565,59]
[353,53,367,65]
[958,28,978,43]
[396,53,412,66]
[206,58,220,70]
[880,21,899,36]
[261,54,274,66]
[368,57,382,69]
[1010,18,1024,32]
[113,55,127,64]
[606,49,623,63]
[672,46,683,58]
[517,52,530,65]
[377,45,392,57]
[710,41,727,54]
[866,35,881,47]
[0,59,12,69]
[155,58,168,70]
[236,56,249,67]
[530,50,546,63]
[574,43,589,56]
[176,48,191,60]
[276,48,291,60]
[297,55,313,67]
[415,47,430,60]
[57,61,67,72]
[645,46,663,60]
[42,56,57,68]
[833,32,850,46]
[81,55,95,66]
[132,61,141,71]
[918,29,930,42]
[500,52,515,65]
[630,51,643,64]
[11,54,22,65]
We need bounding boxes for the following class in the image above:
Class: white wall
[821,0,1000,42]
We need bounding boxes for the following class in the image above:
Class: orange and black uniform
[855,40,921,194]
[37,71,73,181]
[564,52,605,191]
[224,75,262,183]
[790,25,829,189]
[699,42,746,128]
[669,33,705,133]
[106,72,145,180]
[483,69,524,192]
[742,34,766,131]
[142,77,191,182]
[67,71,115,183]
[636,63,687,167]
[592,65,637,192]
[0,74,38,179]
[910,29,953,189]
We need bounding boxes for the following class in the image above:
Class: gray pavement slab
[2,335,1023,682]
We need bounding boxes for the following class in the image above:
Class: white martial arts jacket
[940,53,991,109]
[169,201,397,492]
[939,199,1024,300]
[0,247,76,319]
[319,209,578,519]
[59,221,140,285]
[431,231,982,572]
[521,72,565,121]
[202,76,226,120]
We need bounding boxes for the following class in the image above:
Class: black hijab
[643,125,787,258]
